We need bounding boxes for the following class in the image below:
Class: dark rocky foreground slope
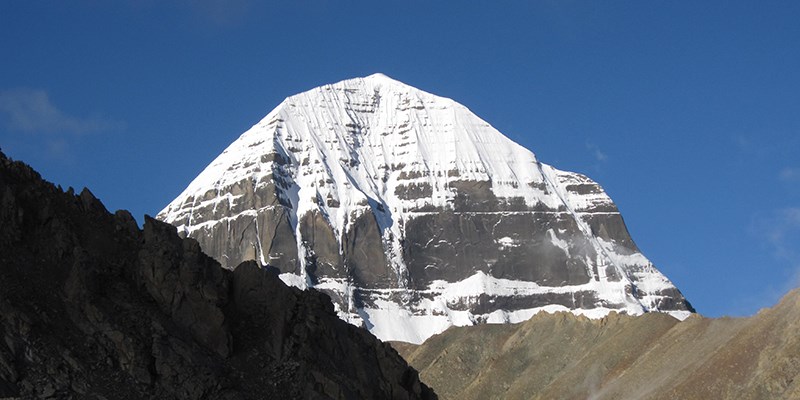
[0,151,436,400]
[394,290,800,400]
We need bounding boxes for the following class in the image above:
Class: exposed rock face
[0,151,435,400]
[394,289,800,400]
[158,73,693,343]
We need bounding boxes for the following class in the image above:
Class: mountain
[0,151,435,400]
[158,73,693,344]
[394,289,800,400]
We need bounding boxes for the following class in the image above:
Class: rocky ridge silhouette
[0,150,436,400]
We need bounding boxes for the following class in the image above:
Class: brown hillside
[395,290,800,400]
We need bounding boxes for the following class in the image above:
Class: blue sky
[2,1,799,318]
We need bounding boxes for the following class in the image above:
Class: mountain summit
[158,74,693,343]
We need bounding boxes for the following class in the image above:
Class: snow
[291,269,690,344]
[547,229,570,255]
[158,73,690,344]
[279,272,306,288]
[496,236,519,249]
[359,289,689,344]
[159,73,560,240]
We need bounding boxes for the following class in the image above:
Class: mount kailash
[158,73,694,344]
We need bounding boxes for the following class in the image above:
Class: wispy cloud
[0,88,124,160]
[0,88,122,135]
[733,134,751,152]
[779,167,800,183]
[751,208,800,307]
[585,142,608,163]
[732,134,773,159]
[764,207,800,240]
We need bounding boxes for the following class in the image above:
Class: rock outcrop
[158,73,693,343]
[394,289,800,400]
[0,150,435,399]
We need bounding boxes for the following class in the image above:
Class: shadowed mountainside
[394,290,800,400]
[0,150,436,400]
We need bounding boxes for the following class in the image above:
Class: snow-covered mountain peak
[350,72,408,88]
[363,72,395,81]
[324,72,430,94]
[274,73,542,196]
[158,75,694,344]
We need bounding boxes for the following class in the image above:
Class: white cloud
[0,88,122,135]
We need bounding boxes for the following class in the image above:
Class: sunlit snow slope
[158,74,693,344]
